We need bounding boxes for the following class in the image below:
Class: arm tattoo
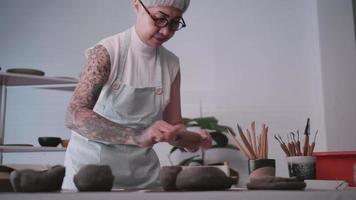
[65,45,149,146]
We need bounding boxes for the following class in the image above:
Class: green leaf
[210,132,228,147]
[192,117,219,130]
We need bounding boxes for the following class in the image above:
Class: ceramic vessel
[287,156,315,180]
[248,159,276,181]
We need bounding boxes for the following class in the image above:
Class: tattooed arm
[65,45,152,147]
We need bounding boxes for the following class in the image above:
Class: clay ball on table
[176,166,234,191]
[10,165,65,192]
[74,164,114,191]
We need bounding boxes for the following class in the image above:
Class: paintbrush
[296,130,302,156]
[287,133,296,156]
[303,118,310,156]
[290,132,299,156]
[274,134,290,156]
[309,130,318,156]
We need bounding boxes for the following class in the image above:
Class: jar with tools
[227,121,276,180]
[274,118,317,180]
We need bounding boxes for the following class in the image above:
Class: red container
[314,151,356,186]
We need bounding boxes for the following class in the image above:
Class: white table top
[1,188,356,200]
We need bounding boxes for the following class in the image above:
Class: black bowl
[38,137,62,147]
[6,68,45,76]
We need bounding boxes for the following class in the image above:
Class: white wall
[317,0,356,151]
[0,0,355,178]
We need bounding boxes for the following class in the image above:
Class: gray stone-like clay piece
[10,165,65,192]
[74,165,114,191]
[176,166,234,191]
[159,166,182,191]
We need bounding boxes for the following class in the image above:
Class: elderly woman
[63,0,211,190]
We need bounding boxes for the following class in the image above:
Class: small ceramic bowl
[38,137,62,147]
[6,68,45,76]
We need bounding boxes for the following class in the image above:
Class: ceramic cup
[287,156,316,180]
[248,159,276,180]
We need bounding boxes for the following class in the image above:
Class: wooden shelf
[0,72,77,87]
[0,145,66,153]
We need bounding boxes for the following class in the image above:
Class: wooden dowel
[251,121,258,157]
[258,135,262,159]
[261,130,265,159]
[237,124,257,159]
[226,129,252,160]
[246,129,253,153]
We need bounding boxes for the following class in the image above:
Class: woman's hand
[196,129,213,149]
[142,120,183,146]
[141,121,212,151]
[183,129,212,152]
[169,126,213,152]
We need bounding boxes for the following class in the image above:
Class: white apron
[63,29,165,190]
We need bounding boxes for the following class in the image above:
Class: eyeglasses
[139,0,186,31]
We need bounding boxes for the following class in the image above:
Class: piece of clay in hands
[10,165,65,192]
[74,164,114,191]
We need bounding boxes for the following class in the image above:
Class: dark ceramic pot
[10,165,65,192]
[248,159,276,174]
[159,166,182,191]
[74,165,114,191]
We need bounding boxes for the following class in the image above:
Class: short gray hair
[140,0,190,13]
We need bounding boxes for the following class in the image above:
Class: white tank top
[93,27,179,104]
[89,26,180,129]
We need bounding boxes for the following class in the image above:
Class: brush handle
[309,143,315,156]
[287,143,294,156]
[281,144,290,157]
[303,135,309,156]
[251,121,258,157]
[296,141,302,156]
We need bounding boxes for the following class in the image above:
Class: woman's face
[134,0,184,48]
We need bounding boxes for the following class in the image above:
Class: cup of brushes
[274,118,317,180]
[227,121,275,181]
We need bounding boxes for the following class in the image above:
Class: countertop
[1,188,356,200]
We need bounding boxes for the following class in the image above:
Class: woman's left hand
[196,129,213,149]
[169,126,212,152]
